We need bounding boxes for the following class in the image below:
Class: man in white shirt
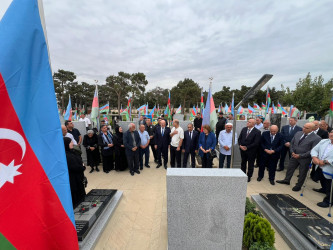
[138,124,150,170]
[254,117,263,130]
[61,125,77,145]
[170,119,184,168]
[79,114,91,131]
[218,123,237,168]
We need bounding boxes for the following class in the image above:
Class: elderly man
[320,120,332,132]
[259,120,270,133]
[169,119,184,168]
[182,123,199,168]
[238,118,261,182]
[277,117,302,171]
[277,123,321,191]
[138,124,150,170]
[123,123,141,176]
[154,120,171,169]
[61,125,77,145]
[258,125,284,185]
[218,123,237,168]
[313,120,328,139]
[311,130,333,207]
[254,117,263,130]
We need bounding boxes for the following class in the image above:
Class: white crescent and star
[0,128,26,189]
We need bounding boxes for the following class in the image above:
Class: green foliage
[243,213,275,248]
[249,242,276,250]
[245,197,262,217]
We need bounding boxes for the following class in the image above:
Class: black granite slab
[260,193,333,249]
[74,189,117,241]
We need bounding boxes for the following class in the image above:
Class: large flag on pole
[200,90,204,118]
[231,93,235,116]
[64,95,72,120]
[277,102,288,115]
[90,85,99,125]
[0,0,78,249]
[175,105,181,114]
[330,97,333,117]
[202,84,218,131]
[266,88,271,114]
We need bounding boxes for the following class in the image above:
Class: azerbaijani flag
[277,102,288,115]
[224,103,229,114]
[237,105,244,114]
[262,102,266,110]
[248,104,255,114]
[0,0,78,249]
[99,103,109,113]
[137,104,146,115]
[127,96,131,119]
[175,105,181,114]
[253,103,261,111]
[90,85,99,124]
[64,95,72,120]
[120,108,130,121]
[191,105,197,118]
[266,88,271,114]
[217,105,221,113]
[290,107,300,117]
[200,90,204,118]
[149,106,156,118]
[202,84,218,131]
[271,103,276,114]
[231,93,235,116]
[330,97,333,117]
[103,114,108,123]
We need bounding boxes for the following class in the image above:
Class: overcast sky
[1,0,333,93]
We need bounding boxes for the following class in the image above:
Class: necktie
[270,135,274,143]
[298,134,307,145]
[162,128,164,136]
[289,126,293,135]
[246,129,250,138]
[190,132,192,139]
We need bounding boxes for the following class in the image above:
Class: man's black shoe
[89,169,94,173]
[95,167,100,172]
[257,177,262,182]
[140,167,143,170]
[156,164,161,168]
[145,165,150,168]
[134,170,140,174]
[317,201,329,208]
[130,171,134,176]
[164,165,167,169]
[248,177,251,182]
[313,188,326,194]
[292,186,301,192]
[276,168,283,172]
[276,180,290,185]
[270,180,275,185]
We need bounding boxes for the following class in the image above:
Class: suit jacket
[154,126,171,148]
[280,125,302,143]
[182,130,199,152]
[123,130,141,155]
[215,117,227,135]
[316,128,329,139]
[311,139,333,179]
[238,127,261,153]
[198,132,216,157]
[261,131,284,159]
[290,131,321,160]
[145,124,156,145]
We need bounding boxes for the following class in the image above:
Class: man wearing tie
[238,119,261,182]
[277,123,321,191]
[277,117,302,171]
[182,123,199,168]
[258,125,284,185]
[154,120,171,169]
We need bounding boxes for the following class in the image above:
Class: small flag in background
[277,102,288,115]
[253,103,261,111]
[99,103,109,114]
[175,105,181,114]
[248,104,255,114]
[224,103,229,114]
[64,95,72,120]
[237,105,244,114]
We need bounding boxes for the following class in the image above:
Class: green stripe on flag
[0,233,16,250]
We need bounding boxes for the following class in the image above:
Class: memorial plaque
[75,189,117,241]
[260,193,333,249]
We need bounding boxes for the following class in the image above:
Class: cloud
[1,0,333,93]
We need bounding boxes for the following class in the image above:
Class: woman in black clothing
[113,126,128,171]
[63,137,86,207]
[98,125,115,173]
[83,130,100,173]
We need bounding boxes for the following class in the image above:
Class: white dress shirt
[170,127,184,147]
[218,130,237,155]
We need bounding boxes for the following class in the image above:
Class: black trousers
[201,153,212,168]
[279,145,290,170]
[102,154,114,172]
[150,144,157,161]
[324,178,332,204]
[241,150,256,177]
[183,150,196,168]
[259,154,279,180]
[157,145,168,166]
[126,150,139,172]
[285,157,311,188]
[170,146,181,168]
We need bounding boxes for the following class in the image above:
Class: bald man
[258,125,284,185]
[277,123,321,191]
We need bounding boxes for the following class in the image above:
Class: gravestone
[167,168,247,250]
[179,121,191,131]
[270,113,282,130]
[281,117,288,127]
[117,121,132,132]
[72,121,87,164]
[230,120,247,168]
[173,114,184,121]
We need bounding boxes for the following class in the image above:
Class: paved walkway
[85,153,332,250]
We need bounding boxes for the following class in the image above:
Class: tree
[170,78,201,113]
[53,69,76,109]
[129,72,148,106]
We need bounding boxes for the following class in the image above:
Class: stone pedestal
[173,114,184,121]
[167,169,247,250]
[72,121,87,164]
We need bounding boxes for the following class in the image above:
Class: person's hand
[150,136,153,139]
[121,145,124,148]
[90,147,95,151]
[108,143,114,147]
[176,147,180,151]
[155,145,157,150]
[182,149,185,153]
[292,153,300,159]
[173,130,178,135]
[264,149,270,154]
[223,146,229,151]
[195,150,198,154]
[318,160,325,166]
[132,147,137,151]
[312,157,320,165]
[285,142,290,147]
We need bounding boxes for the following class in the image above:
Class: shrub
[243,213,275,248]
[249,242,276,250]
[245,197,262,217]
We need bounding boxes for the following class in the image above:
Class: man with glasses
[182,123,199,168]
[277,123,321,191]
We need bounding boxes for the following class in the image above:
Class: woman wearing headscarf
[98,125,115,173]
[198,124,216,168]
[83,130,100,173]
[63,137,86,207]
[113,126,128,171]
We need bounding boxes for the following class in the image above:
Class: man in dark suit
[154,120,171,169]
[313,120,329,139]
[258,125,284,185]
[277,117,302,171]
[319,119,332,133]
[215,112,226,145]
[182,123,199,168]
[277,123,321,191]
[238,118,261,182]
[194,113,202,133]
[123,123,141,176]
[145,118,157,163]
